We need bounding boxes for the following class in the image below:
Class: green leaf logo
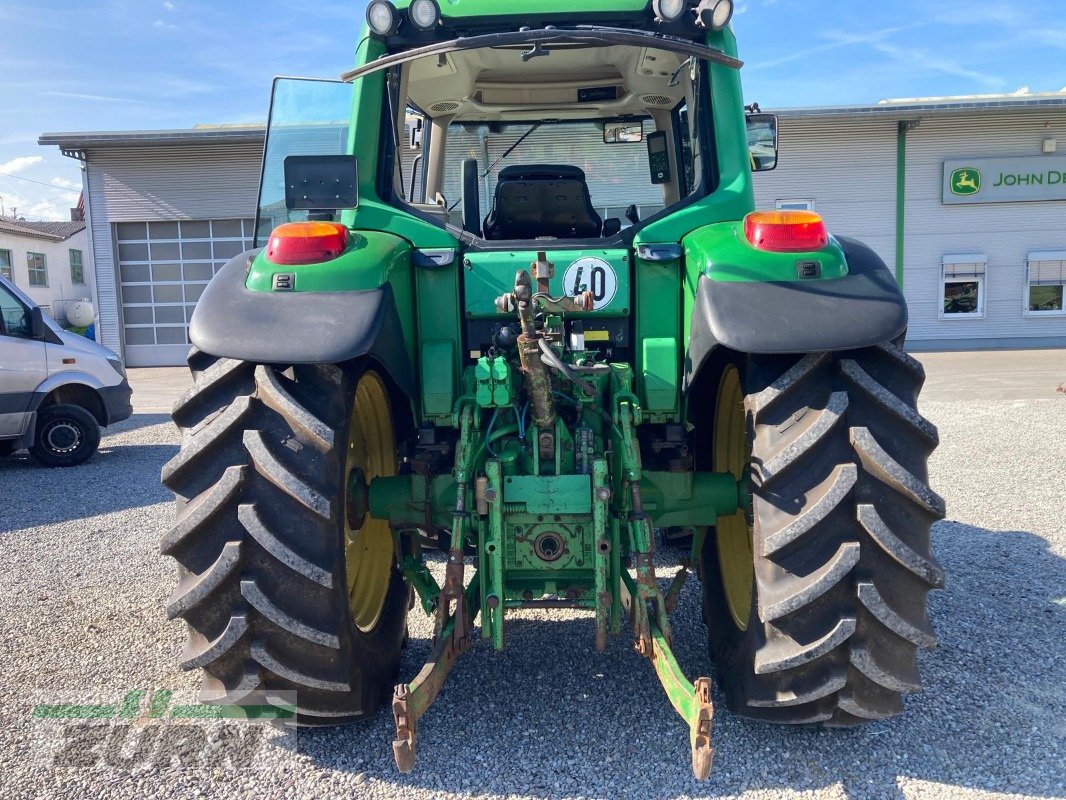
[950,168,981,196]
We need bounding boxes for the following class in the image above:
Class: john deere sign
[943,155,1066,205]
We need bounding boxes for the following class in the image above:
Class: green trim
[635,253,681,419]
[246,230,410,292]
[683,220,849,283]
[895,121,917,288]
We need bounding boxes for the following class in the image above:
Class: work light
[366,0,399,36]
[652,0,687,23]
[409,0,441,31]
[695,0,734,30]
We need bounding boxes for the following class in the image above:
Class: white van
[0,273,132,466]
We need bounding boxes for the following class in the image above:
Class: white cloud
[51,177,81,190]
[871,41,1004,89]
[747,25,920,71]
[0,155,44,175]
[0,187,71,222]
[44,90,143,104]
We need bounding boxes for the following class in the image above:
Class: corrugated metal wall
[85,162,121,353]
[903,110,1066,344]
[84,143,263,359]
[90,143,262,222]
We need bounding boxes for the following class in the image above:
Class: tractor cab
[398,41,705,243]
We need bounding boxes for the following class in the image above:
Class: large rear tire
[160,350,410,721]
[700,343,945,726]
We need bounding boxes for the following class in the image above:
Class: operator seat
[483,164,603,240]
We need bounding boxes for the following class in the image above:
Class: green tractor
[161,0,945,779]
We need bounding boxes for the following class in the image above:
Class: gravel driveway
[1,351,1063,800]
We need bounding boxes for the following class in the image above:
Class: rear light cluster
[267,222,350,265]
[743,211,829,253]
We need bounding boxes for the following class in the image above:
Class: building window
[0,249,11,281]
[27,252,48,287]
[776,199,814,211]
[1025,251,1066,316]
[940,254,985,319]
[70,249,85,285]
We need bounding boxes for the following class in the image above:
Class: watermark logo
[30,688,295,771]
[950,167,982,196]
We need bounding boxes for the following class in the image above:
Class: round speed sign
[562,257,618,310]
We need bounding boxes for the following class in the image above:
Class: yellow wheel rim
[713,365,754,631]
[345,371,396,633]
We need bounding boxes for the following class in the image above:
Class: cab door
[0,282,47,438]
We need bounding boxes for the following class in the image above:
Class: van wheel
[30,404,101,467]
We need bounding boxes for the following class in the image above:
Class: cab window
[0,285,32,338]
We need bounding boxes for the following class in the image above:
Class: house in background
[0,214,93,326]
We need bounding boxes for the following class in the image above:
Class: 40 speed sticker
[563,257,618,310]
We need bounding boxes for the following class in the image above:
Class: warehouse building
[38,127,264,366]
[40,90,1066,366]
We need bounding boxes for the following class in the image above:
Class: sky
[0,0,1063,221]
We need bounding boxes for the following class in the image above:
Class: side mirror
[30,305,47,340]
[746,113,779,171]
[604,119,645,144]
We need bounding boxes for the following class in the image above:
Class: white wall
[903,109,1066,346]
[0,228,94,324]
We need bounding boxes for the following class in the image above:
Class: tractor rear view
[161,0,944,779]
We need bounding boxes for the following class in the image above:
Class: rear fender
[684,235,907,389]
[189,250,415,399]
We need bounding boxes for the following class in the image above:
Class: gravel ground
[1,354,1064,800]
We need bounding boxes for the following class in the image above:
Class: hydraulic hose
[538,338,597,398]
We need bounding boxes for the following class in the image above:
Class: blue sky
[1,0,1063,220]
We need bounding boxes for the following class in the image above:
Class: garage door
[115,218,257,367]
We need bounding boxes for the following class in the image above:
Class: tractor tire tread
[162,353,408,723]
[703,342,944,728]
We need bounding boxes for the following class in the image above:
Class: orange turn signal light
[743,210,829,253]
[266,221,350,265]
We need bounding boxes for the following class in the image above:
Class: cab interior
[391,42,710,242]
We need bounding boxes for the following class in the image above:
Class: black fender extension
[189,250,415,398]
[684,236,908,388]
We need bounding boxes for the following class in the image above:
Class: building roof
[38,89,1066,154]
[773,88,1066,120]
[38,125,266,152]
[0,217,86,242]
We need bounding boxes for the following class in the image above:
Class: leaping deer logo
[951,168,981,195]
